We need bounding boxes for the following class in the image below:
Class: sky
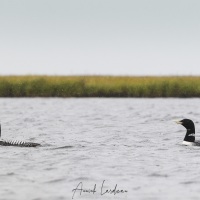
[0,0,200,76]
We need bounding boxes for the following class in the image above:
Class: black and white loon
[0,124,40,147]
[175,119,200,146]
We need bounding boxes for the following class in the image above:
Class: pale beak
[174,120,182,124]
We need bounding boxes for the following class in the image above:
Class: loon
[0,124,40,147]
[175,119,200,146]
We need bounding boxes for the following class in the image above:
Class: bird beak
[174,120,182,124]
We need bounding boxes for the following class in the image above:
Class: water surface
[0,98,200,200]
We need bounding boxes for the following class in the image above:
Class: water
[0,98,200,200]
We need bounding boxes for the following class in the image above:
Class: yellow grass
[0,76,200,97]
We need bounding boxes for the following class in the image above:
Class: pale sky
[0,0,200,76]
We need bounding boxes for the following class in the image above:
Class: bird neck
[184,128,195,142]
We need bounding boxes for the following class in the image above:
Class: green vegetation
[0,76,200,97]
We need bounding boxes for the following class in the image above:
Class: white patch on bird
[182,141,195,146]
[188,133,195,137]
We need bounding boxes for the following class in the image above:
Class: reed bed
[0,76,200,97]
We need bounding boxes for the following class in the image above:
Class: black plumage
[0,124,40,147]
[175,119,200,146]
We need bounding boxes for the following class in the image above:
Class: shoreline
[0,75,200,97]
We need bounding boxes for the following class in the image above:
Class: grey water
[0,98,200,200]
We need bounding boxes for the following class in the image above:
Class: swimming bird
[0,124,40,147]
[175,119,200,146]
